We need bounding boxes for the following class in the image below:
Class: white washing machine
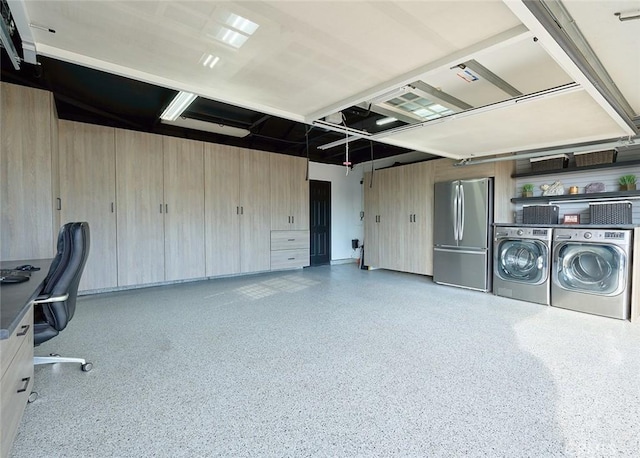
[493,226,553,305]
[551,228,633,320]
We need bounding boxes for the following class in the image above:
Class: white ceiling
[15,0,640,160]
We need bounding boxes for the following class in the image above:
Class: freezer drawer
[433,247,489,292]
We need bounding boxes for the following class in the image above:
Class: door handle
[17,324,30,336]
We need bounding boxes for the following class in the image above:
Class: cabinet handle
[291,216,294,224]
[241,206,244,215]
[111,202,114,213]
[237,206,239,215]
[56,198,61,211]
[17,377,30,393]
[288,257,295,260]
[165,204,168,213]
[17,324,30,336]
[160,204,163,213]
[288,239,295,242]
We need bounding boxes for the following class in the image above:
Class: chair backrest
[39,222,90,332]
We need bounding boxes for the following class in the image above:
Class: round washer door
[554,242,626,295]
[495,239,548,285]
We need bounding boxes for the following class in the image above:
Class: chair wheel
[28,391,39,403]
[81,362,93,372]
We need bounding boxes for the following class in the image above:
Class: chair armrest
[34,293,69,304]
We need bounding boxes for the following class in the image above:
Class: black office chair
[33,222,93,372]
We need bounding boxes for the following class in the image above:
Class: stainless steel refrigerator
[433,178,493,291]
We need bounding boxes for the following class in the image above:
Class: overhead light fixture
[162,117,250,138]
[200,54,220,69]
[224,13,259,35]
[160,91,197,121]
[376,117,397,126]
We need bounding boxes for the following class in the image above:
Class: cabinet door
[163,137,205,281]
[58,121,118,290]
[407,161,434,275]
[378,167,403,271]
[204,144,240,276]
[115,129,165,286]
[240,149,271,273]
[363,171,380,267]
[269,153,292,230]
[290,156,309,230]
[1,83,55,260]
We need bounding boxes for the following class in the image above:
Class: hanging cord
[342,113,351,176]
[305,126,311,181]
[369,141,374,188]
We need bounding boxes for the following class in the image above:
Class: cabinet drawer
[271,231,309,251]
[270,249,310,270]
[0,330,34,458]
[1,307,33,380]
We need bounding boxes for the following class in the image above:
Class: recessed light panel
[224,12,259,35]
[209,25,249,49]
[200,53,220,68]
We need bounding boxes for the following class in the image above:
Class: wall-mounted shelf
[512,159,640,179]
[511,189,640,204]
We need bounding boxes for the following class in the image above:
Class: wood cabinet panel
[204,144,241,276]
[270,248,310,270]
[240,149,271,273]
[163,137,205,281]
[1,83,55,261]
[271,230,310,250]
[270,153,309,230]
[363,171,381,267]
[115,129,165,286]
[58,121,118,290]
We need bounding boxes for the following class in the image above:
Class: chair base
[34,355,93,372]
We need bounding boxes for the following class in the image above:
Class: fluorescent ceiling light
[201,54,220,69]
[160,91,197,121]
[376,117,397,126]
[224,13,259,35]
[210,25,249,49]
[369,86,411,105]
[162,117,250,138]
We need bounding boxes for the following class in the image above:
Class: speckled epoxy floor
[10,265,640,457]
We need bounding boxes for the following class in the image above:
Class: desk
[0,258,51,458]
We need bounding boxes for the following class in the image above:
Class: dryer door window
[496,240,548,285]
[555,243,626,295]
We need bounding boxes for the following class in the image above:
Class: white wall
[309,162,364,262]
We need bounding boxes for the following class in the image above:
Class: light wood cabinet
[270,230,310,269]
[0,307,34,458]
[115,130,165,287]
[58,121,118,291]
[204,145,271,276]
[1,82,55,261]
[162,137,205,281]
[364,161,434,275]
[270,153,309,230]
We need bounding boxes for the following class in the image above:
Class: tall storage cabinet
[1,83,56,260]
[115,130,165,287]
[162,137,205,281]
[204,144,271,276]
[58,121,118,290]
[364,161,434,275]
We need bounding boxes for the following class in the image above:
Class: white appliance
[551,228,633,320]
[493,226,553,305]
[433,178,493,291]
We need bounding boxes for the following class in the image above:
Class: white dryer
[551,228,633,320]
[493,226,553,305]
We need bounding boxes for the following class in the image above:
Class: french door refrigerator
[433,178,493,291]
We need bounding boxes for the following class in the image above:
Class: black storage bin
[522,205,559,224]
[529,154,569,172]
[589,201,632,225]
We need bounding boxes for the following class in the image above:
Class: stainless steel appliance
[433,178,493,291]
[493,226,552,305]
[551,228,633,320]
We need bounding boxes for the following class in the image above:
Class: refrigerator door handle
[459,184,465,240]
[453,183,459,241]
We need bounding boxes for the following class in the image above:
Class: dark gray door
[310,180,331,266]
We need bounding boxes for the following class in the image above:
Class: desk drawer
[271,231,309,251]
[1,307,33,380]
[270,249,310,270]
[0,328,34,458]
